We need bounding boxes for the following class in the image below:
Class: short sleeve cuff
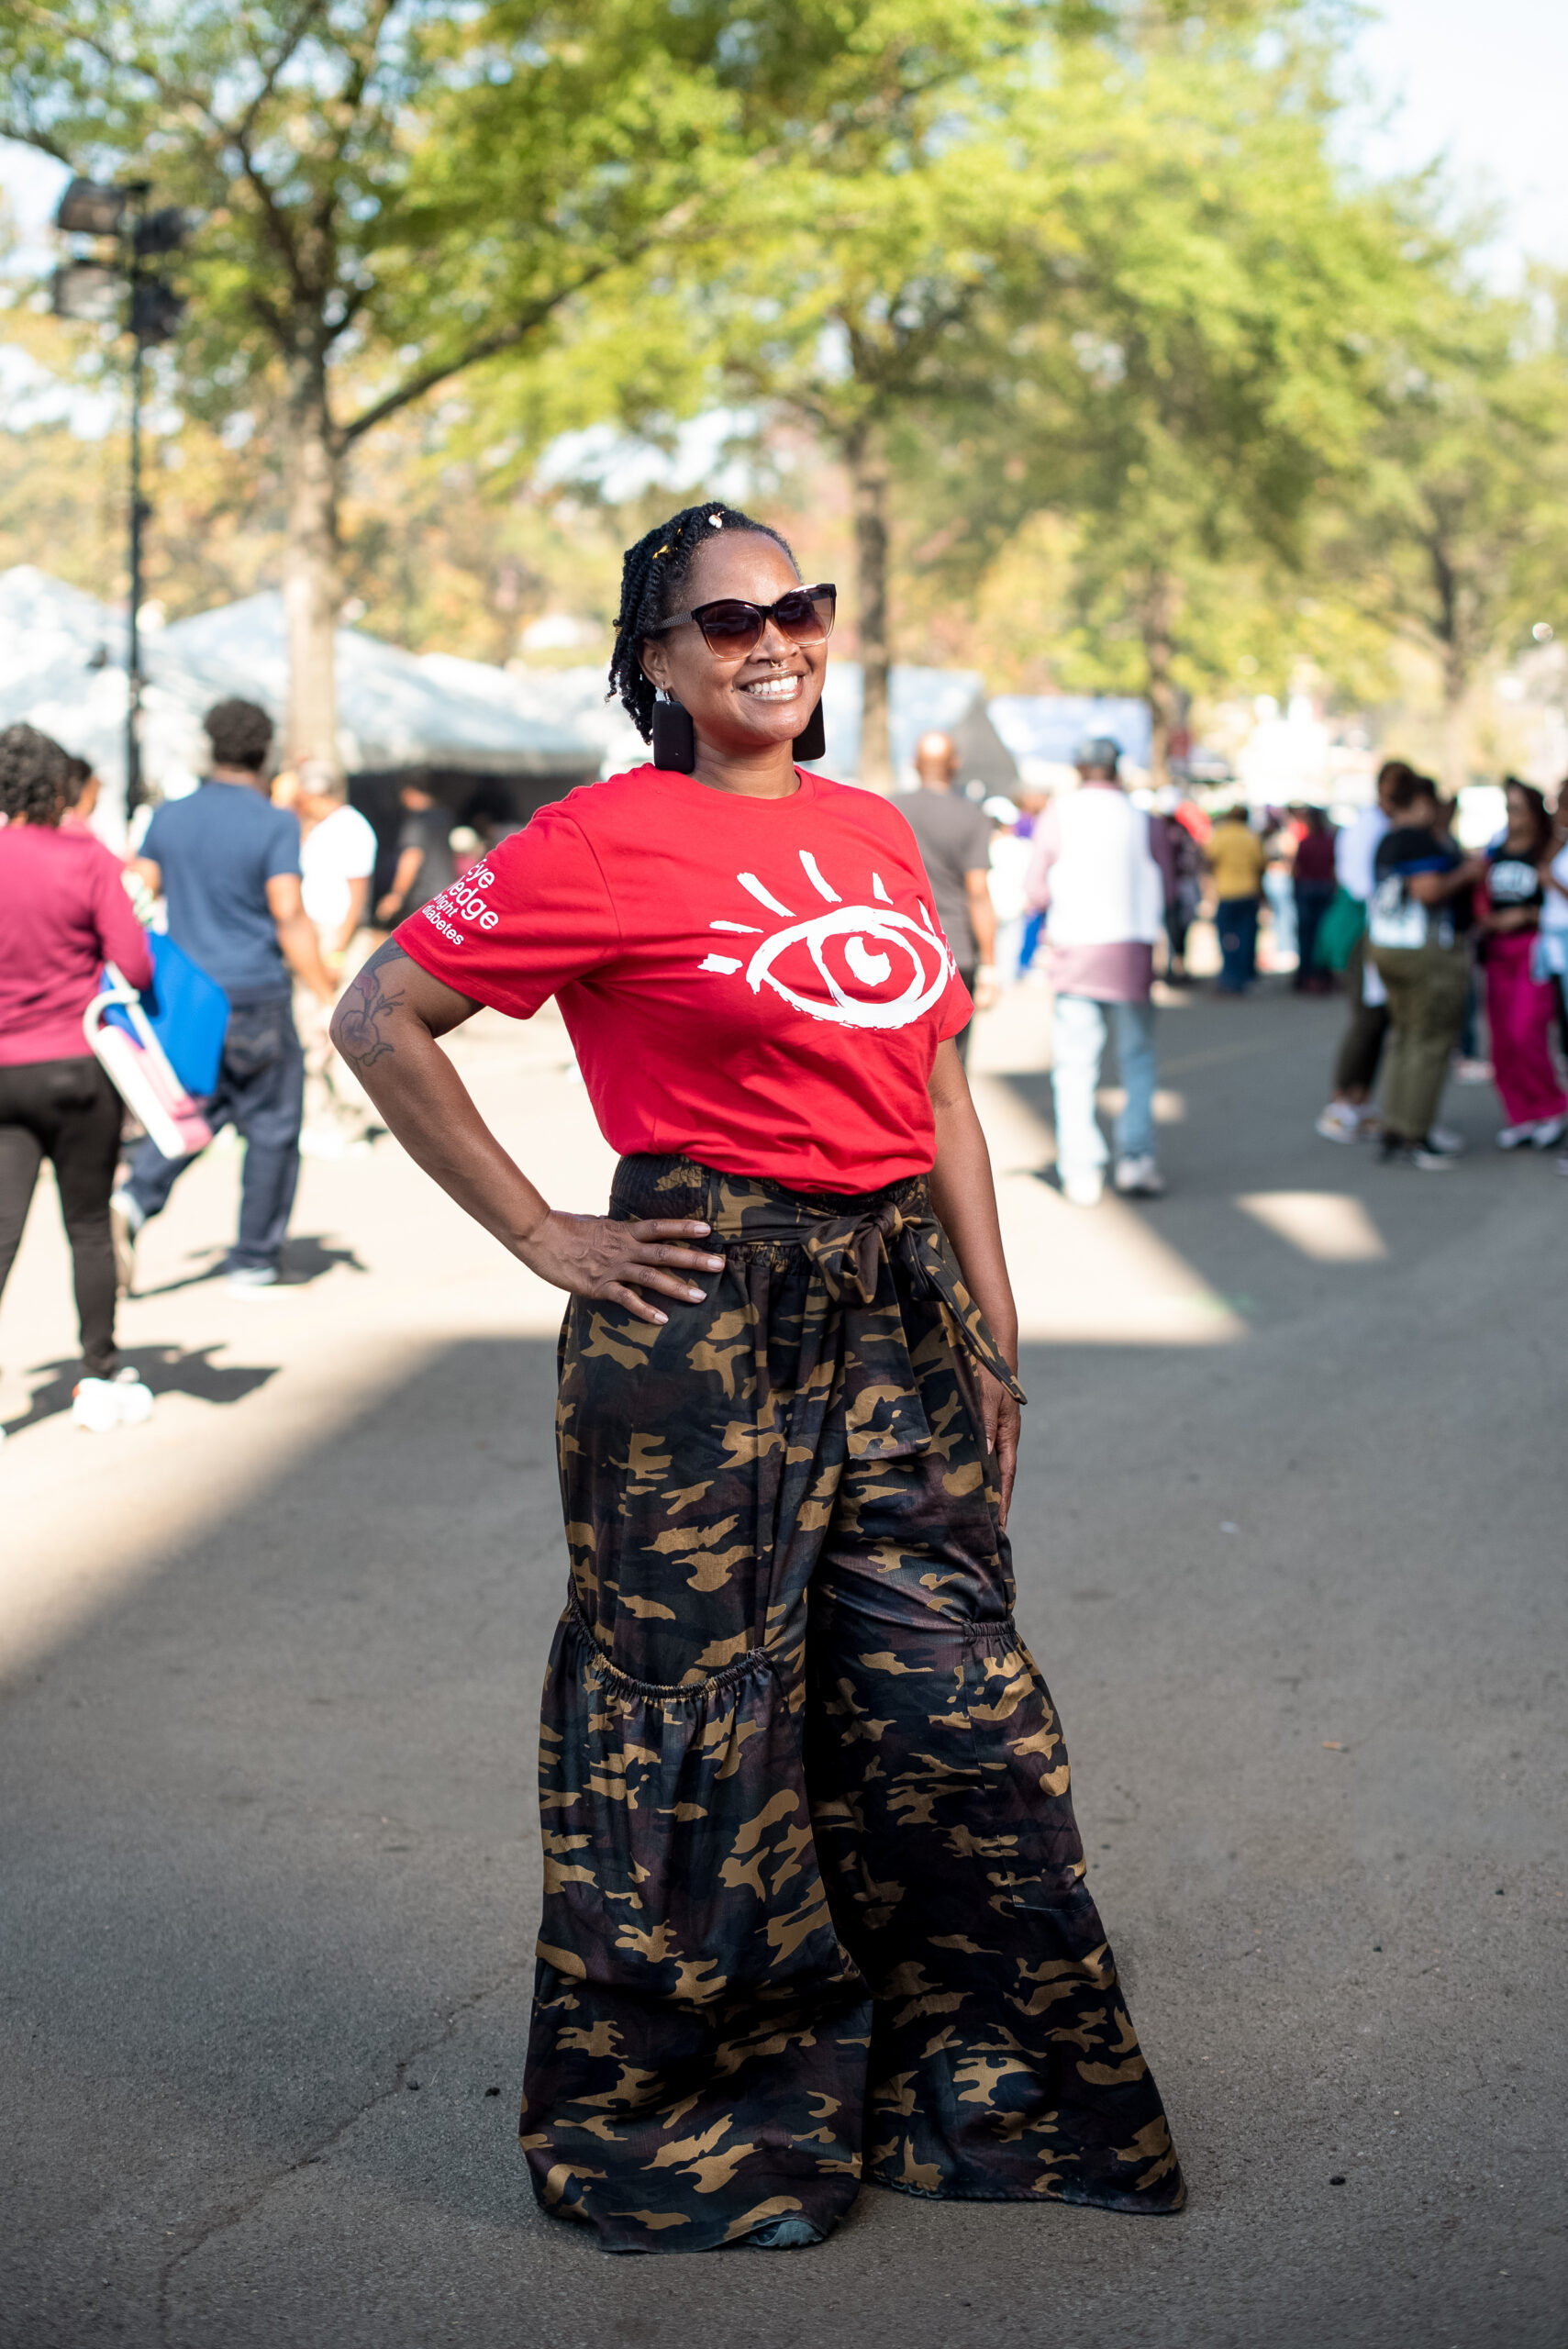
[938,971,974,1040]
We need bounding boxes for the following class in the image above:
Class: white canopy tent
[417,652,648,782]
[0,571,598,846]
[158,594,597,783]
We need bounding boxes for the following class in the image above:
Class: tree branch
[231,0,333,152]
[230,119,311,308]
[339,263,617,444]
[0,113,74,166]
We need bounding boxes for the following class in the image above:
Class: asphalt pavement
[2,974,1563,2349]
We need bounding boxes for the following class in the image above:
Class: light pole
[52,179,187,818]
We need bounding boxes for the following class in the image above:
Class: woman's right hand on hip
[517,1213,724,1324]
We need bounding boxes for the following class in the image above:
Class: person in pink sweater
[0,725,156,1433]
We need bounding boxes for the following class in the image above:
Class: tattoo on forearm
[333,941,409,1071]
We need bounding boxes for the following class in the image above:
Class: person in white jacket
[1025,738,1175,1205]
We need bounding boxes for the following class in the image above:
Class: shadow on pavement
[3,1338,562,2310]
[3,1341,281,1436]
[131,1230,371,1300]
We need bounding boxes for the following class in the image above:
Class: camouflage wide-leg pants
[520,1154,1184,2252]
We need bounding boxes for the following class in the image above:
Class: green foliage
[3,0,1561,763]
[0,3,801,445]
[1311,275,1568,696]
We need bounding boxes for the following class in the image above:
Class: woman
[1476,780,1567,1150]
[1290,807,1337,993]
[0,725,156,1432]
[332,502,1184,2253]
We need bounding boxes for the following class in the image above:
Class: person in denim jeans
[115,700,336,1293]
[1205,807,1267,992]
[1024,740,1175,1204]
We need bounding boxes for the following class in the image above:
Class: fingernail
[688,1287,706,1299]
[652,1311,667,1323]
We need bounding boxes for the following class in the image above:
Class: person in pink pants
[1478,781,1567,1151]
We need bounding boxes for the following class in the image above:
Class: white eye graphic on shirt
[698,849,954,1030]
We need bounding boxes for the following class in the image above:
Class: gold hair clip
[654,544,670,557]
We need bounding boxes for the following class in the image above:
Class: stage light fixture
[55,177,132,237]
[50,262,122,323]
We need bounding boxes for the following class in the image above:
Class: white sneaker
[227,1264,281,1295]
[111,1367,155,1425]
[72,1368,154,1431]
[1062,1171,1105,1207]
[1315,1102,1362,1144]
[1113,1153,1167,1197]
[1531,1116,1567,1150]
[1425,1125,1464,1155]
[1496,1122,1536,1151]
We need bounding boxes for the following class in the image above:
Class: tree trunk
[851,433,893,792]
[284,354,341,768]
[1429,534,1468,797]
[1440,646,1469,797]
[1141,571,1182,791]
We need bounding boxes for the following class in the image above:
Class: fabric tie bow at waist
[728,1192,1026,1408]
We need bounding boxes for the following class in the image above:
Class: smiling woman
[328,500,1184,2253]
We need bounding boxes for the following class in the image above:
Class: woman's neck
[690,740,801,799]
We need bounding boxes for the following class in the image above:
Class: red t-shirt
[394,764,972,1194]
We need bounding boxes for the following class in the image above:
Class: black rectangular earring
[792,699,827,762]
[651,696,698,773]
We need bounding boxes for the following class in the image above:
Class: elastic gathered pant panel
[521,1155,1184,2253]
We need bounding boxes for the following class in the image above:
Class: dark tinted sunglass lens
[776,589,834,643]
[697,601,762,649]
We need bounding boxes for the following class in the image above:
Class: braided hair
[0,723,70,826]
[607,501,795,741]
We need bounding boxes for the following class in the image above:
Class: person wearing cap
[1024,737,1175,1204]
[898,731,998,1061]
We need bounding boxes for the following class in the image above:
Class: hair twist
[606,501,795,742]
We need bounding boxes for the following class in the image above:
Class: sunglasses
[648,583,836,659]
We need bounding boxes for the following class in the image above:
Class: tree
[641,0,1423,785]
[691,2,1080,785]
[872,4,1447,783]
[1310,278,1568,788]
[0,1,821,759]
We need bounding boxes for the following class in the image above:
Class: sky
[2,0,1566,429]
[1349,0,1568,274]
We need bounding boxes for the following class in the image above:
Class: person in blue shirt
[112,700,336,1292]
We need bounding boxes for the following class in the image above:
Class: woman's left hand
[979,1366,1021,1530]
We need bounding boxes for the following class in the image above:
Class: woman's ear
[639,637,673,696]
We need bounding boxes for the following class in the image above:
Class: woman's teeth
[740,676,801,700]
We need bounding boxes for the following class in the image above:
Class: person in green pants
[1368,774,1486,1169]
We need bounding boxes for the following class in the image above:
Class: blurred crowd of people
[913,731,1568,1202]
[4,699,1566,1436]
[0,698,452,1436]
